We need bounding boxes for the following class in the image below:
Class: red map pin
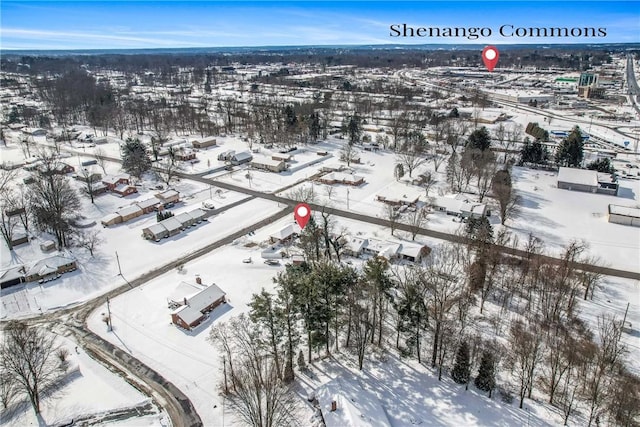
[482,46,499,72]
[294,203,311,229]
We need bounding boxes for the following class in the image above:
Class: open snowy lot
[2,335,165,427]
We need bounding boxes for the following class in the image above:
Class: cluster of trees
[0,150,102,253]
[556,126,585,167]
[210,220,639,426]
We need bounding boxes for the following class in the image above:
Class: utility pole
[106,296,112,331]
[347,187,350,210]
[115,251,122,276]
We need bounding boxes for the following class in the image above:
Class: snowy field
[2,335,165,427]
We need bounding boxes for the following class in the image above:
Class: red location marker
[482,46,499,72]
[294,203,311,230]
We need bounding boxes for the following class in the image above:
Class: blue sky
[1,1,638,50]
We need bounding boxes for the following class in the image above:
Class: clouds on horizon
[1,1,638,50]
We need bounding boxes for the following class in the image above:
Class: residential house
[170,278,226,330]
[363,239,400,260]
[24,255,77,282]
[112,183,138,197]
[102,175,130,191]
[432,195,488,219]
[269,223,301,244]
[22,128,46,137]
[191,137,217,149]
[155,189,180,205]
[230,151,253,166]
[398,244,431,263]
[218,150,235,161]
[174,148,197,161]
[316,376,392,427]
[116,205,144,222]
[0,265,26,289]
[142,223,169,240]
[376,189,421,207]
[160,217,183,237]
[101,213,122,227]
[136,198,161,214]
[343,237,368,257]
[39,162,75,176]
[251,157,287,173]
[318,172,365,186]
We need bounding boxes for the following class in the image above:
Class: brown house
[102,175,130,191]
[155,189,180,205]
[170,278,226,330]
[24,255,77,282]
[112,184,138,197]
[192,137,217,149]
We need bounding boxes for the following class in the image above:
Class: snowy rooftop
[316,376,392,427]
[557,167,598,186]
[609,204,640,218]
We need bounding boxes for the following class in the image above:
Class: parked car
[264,259,280,266]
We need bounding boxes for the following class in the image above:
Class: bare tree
[492,169,517,225]
[227,356,298,427]
[93,146,108,174]
[157,146,182,186]
[75,229,104,257]
[0,321,61,416]
[384,204,399,236]
[286,185,316,204]
[0,369,18,410]
[406,207,428,241]
[339,141,358,167]
[508,320,543,409]
[79,166,100,203]
[29,158,81,248]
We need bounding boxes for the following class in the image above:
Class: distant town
[1,43,639,427]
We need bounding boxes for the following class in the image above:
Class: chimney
[331,400,337,412]
[195,276,202,285]
[184,297,188,306]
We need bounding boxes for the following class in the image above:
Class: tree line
[210,220,639,426]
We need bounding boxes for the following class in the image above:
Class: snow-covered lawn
[2,335,164,427]
[1,196,282,319]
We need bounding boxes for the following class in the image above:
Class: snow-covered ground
[2,335,165,427]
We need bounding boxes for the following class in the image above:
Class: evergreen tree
[121,138,152,179]
[586,157,614,174]
[347,114,362,145]
[466,127,492,151]
[451,341,471,385]
[555,126,584,167]
[475,351,496,396]
[519,137,549,165]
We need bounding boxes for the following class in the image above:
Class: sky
[1,1,639,50]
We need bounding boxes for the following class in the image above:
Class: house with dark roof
[169,277,226,330]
